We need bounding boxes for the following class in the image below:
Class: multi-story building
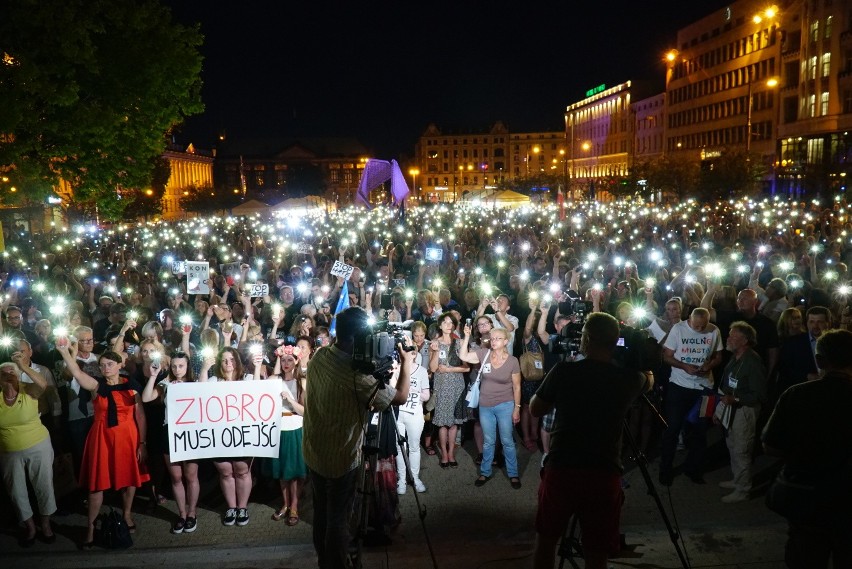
[412,123,568,202]
[413,122,511,202]
[775,0,852,195]
[213,137,371,207]
[632,93,666,163]
[161,143,214,219]
[565,81,659,199]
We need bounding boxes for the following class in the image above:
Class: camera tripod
[557,396,691,569]
[349,383,437,569]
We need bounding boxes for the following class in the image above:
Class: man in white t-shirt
[659,307,723,486]
[482,294,519,354]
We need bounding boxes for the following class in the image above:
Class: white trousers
[395,410,425,485]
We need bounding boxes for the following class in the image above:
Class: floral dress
[431,338,465,427]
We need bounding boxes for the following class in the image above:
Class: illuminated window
[809,94,816,117]
[825,15,833,39]
[807,138,823,163]
[809,56,818,79]
[810,20,819,43]
[821,92,829,115]
[823,53,831,77]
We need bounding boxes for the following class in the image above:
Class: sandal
[425,446,437,456]
[285,509,300,526]
[272,506,290,521]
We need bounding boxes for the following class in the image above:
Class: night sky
[168,0,731,158]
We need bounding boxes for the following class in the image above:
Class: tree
[644,153,701,199]
[180,184,243,215]
[698,147,768,199]
[123,155,170,220]
[0,0,204,220]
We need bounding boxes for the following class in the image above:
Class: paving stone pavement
[1,437,789,569]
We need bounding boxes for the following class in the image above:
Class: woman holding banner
[262,344,307,526]
[56,347,149,549]
[199,346,254,527]
[141,351,200,535]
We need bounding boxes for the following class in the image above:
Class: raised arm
[56,344,99,392]
[458,323,481,364]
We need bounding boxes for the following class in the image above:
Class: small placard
[330,260,355,281]
[248,283,269,298]
[186,261,210,294]
[425,247,443,261]
[296,242,312,254]
[171,260,186,274]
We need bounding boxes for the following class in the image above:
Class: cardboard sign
[330,260,355,281]
[247,283,269,297]
[296,242,312,254]
[425,247,443,261]
[166,380,282,462]
[186,261,210,294]
[220,262,241,277]
[392,278,406,288]
[171,260,186,274]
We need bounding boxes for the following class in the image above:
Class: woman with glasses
[56,347,149,549]
[459,325,522,489]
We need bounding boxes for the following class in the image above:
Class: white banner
[330,260,354,281]
[166,379,282,461]
[247,283,269,297]
[186,261,210,294]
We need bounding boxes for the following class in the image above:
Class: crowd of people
[0,195,850,567]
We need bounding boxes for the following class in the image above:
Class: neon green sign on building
[585,84,606,97]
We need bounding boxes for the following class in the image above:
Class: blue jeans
[660,383,708,478]
[309,467,357,569]
[479,400,518,478]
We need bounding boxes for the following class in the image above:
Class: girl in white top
[394,352,431,494]
[263,344,307,526]
[198,346,255,527]
[140,351,200,534]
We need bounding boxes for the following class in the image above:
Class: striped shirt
[303,344,396,478]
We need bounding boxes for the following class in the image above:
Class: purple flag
[389,160,410,205]
[356,159,392,207]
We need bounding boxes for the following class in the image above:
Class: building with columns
[161,143,214,219]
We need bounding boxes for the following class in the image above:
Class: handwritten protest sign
[220,262,241,277]
[247,283,269,297]
[330,260,354,281]
[171,260,186,274]
[186,261,210,294]
[166,380,282,462]
[296,242,312,254]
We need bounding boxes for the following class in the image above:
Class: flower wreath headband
[281,345,302,359]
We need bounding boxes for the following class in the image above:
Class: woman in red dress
[57,346,149,548]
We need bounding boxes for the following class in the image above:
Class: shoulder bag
[519,339,545,381]
[465,350,491,409]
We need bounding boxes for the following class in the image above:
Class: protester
[763,328,852,568]
[428,312,469,469]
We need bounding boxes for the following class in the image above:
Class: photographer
[303,307,413,569]
[530,312,648,569]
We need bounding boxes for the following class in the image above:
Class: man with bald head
[703,285,779,380]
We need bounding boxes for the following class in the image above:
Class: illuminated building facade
[565,81,657,200]
[161,143,214,219]
[213,137,371,207]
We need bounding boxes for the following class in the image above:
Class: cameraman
[303,307,413,569]
[530,312,648,569]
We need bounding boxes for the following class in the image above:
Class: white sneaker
[718,480,736,489]
[540,453,548,468]
[396,482,407,495]
[721,491,749,503]
[414,479,427,493]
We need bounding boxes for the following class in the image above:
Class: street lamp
[746,75,780,153]
[408,167,419,201]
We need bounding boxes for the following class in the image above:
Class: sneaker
[396,481,407,495]
[721,491,749,503]
[540,453,548,468]
[236,508,250,526]
[414,479,427,493]
[171,517,186,534]
[183,516,197,533]
[718,480,737,489]
[223,508,237,526]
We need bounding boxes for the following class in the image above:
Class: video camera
[352,320,414,383]
[553,292,591,356]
